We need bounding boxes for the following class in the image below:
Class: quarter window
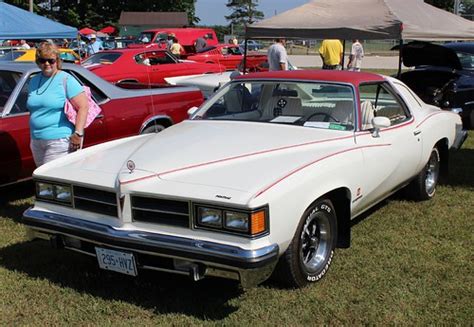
[359,82,411,130]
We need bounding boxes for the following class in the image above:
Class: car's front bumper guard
[22,208,279,288]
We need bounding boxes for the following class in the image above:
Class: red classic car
[82,48,225,84]
[0,62,204,187]
[186,44,268,71]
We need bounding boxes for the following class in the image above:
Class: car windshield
[82,52,121,65]
[193,80,356,131]
[454,50,474,70]
[0,50,25,61]
[137,32,154,43]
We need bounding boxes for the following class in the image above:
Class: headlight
[54,185,72,202]
[195,205,268,237]
[197,207,222,227]
[35,181,72,205]
[37,182,54,199]
[225,211,249,231]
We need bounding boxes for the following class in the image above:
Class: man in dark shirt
[194,35,208,52]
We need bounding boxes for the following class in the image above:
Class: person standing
[232,36,238,45]
[319,39,343,70]
[170,37,184,58]
[86,34,103,56]
[20,39,31,49]
[267,38,288,71]
[27,42,89,167]
[347,39,364,72]
[194,35,208,52]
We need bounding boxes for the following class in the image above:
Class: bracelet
[74,131,84,137]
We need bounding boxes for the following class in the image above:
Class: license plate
[95,247,138,276]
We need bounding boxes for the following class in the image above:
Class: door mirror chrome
[371,116,391,137]
[187,106,199,118]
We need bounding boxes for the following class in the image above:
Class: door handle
[95,114,104,119]
[413,130,421,136]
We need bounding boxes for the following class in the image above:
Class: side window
[147,52,176,65]
[0,71,22,114]
[359,82,411,130]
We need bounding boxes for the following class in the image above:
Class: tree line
[4,0,471,33]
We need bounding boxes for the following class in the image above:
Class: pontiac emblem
[126,160,136,173]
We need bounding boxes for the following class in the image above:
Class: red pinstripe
[253,143,391,199]
[120,134,355,185]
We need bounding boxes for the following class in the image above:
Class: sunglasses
[38,58,57,64]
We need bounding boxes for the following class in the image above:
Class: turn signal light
[251,210,266,235]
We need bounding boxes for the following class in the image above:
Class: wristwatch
[74,131,84,137]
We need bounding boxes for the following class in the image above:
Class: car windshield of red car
[82,52,121,65]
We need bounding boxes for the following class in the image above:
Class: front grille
[131,196,189,227]
[73,186,118,217]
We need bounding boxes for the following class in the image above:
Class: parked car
[0,62,204,187]
[397,41,474,128]
[186,44,267,71]
[0,48,81,63]
[240,40,263,51]
[134,28,218,55]
[82,48,225,84]
[22,70,466,289]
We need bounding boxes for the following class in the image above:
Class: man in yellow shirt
[319,39,343,70]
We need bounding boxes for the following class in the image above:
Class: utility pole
[29,0,33,12]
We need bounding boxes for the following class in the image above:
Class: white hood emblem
[126,160,136,173]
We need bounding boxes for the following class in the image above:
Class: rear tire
[141,124,165,134]
[273,199,337,288]
[406,147,440,201]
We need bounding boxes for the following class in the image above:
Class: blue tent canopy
[0,2,77,39]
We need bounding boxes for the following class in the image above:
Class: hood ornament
[126,160,136,173]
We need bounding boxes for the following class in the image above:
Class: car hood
[400,41,462,70]
[35,121,354,199]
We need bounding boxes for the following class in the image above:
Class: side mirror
[371,116,391,137]
[187,106,199,118]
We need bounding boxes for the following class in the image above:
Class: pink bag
[63,78,102,128]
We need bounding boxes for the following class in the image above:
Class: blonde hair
[36,42,62,69]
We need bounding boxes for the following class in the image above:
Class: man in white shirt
[347,39,364,72]
[267,38,288,71]
[20,39,30,49]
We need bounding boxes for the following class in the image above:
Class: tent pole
[341,40,346,70]
[243,31,248,74]
[397,39,403,78]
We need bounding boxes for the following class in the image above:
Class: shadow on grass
[0,239,241,320]
[446,148,474,188]
[0,181,34,223]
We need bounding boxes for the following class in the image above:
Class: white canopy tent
[246,0,474,41]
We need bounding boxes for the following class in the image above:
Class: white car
[23,70,467,288]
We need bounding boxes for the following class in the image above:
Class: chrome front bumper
[22,208,279,288]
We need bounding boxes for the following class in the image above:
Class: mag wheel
[273,199,337,288]
[406,147,440,201]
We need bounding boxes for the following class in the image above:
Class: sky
[195,0,310,26]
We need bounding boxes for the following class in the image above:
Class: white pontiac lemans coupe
[23,70,467,288]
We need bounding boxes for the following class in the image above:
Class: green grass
[0,136,473,325]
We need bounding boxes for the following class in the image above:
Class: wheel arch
[139,115,174,134]
[319,187,352,249]
[434,137,449,182]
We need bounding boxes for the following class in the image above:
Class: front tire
[406,147,440,201]
[273,199,337,288]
